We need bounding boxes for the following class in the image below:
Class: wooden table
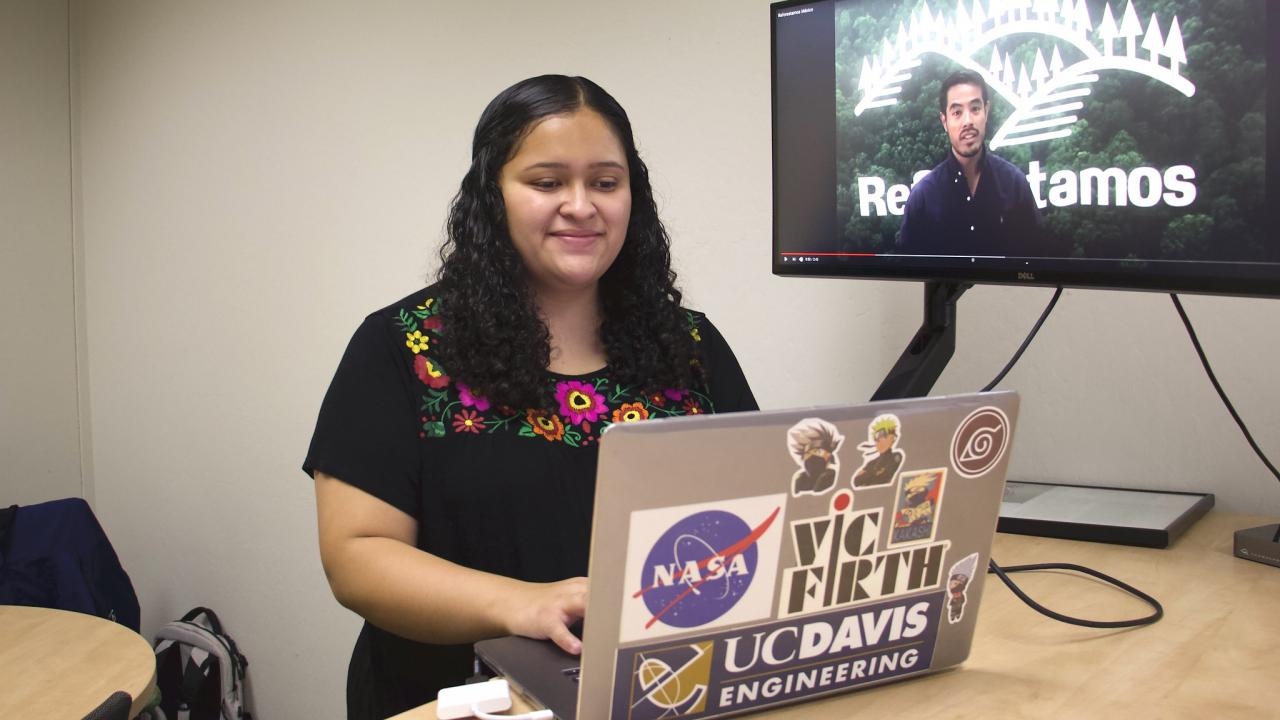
[398,511,1280,719]
[0,605,157,719]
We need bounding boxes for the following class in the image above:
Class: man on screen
[897,70,1040,257]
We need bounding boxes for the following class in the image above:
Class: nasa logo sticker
[950,406,1011,478]
[619,494,785,643]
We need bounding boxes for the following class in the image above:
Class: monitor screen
[772,0,1278,296]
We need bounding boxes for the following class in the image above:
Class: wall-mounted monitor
[772,0,1277,297]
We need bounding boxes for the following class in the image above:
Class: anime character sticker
[890,468,946,545]
[947,553,980,624]
[852,414,904,488]
[786,418,844,496]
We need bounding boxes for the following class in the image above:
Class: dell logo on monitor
[1017,272,1036,281]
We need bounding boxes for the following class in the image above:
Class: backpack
[147,606,251,720]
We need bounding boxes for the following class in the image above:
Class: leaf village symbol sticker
[950,405,1011,478]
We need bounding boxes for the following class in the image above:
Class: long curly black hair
[435,75,701,409]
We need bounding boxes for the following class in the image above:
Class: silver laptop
[476,391,1019,719]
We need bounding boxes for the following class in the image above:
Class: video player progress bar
[779,252,875,257]
[778,252,1008,258]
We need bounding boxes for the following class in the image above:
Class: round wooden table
[0,605,157,718]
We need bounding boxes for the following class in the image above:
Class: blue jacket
[0,497,140,630]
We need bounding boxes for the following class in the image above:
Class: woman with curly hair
[304,74,756,718]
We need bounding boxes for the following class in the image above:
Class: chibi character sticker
[946,553,980,624]
[787,418,844,496]
[852,414,904,488]
[890,468,946,545]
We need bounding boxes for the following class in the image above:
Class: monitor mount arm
[871,280,973,401]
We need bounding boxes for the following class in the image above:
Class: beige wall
[0,0,83,506]
[8,0,1277,717]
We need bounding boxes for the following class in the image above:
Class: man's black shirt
[897,148,1040,257]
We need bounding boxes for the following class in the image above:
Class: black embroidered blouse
[303,284,757,718]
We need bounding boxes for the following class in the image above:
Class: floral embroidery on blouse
[395,297,713,447]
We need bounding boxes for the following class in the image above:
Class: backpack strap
[180,650,214,705]
[180,606,225,634]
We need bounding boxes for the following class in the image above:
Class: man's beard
[953,137,983,158]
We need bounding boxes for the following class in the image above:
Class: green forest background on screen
[835,0,1268,262]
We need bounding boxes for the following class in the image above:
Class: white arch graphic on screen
[853,0,1195,150]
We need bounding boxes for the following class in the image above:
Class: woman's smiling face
[499,108,632,298]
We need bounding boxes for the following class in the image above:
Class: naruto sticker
[852,413,904,488]
[946,553,980,624]
[889,468,946,545]
[787,418,844,496]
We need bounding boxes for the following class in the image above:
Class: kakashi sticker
[786,418,844,496]
[852,413,905,488]
[946,553,979,624]
[889,468,946,546]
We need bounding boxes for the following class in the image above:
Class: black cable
[982,286,1063,391]
[987,559,1163,628]
[978,289,1277,627]
[1172,293,1280,542]
[978,286,1162,628]
[1170,293,1280,485]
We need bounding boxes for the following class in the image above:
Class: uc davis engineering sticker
[612,593,942,719]
[619,494,786,643]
